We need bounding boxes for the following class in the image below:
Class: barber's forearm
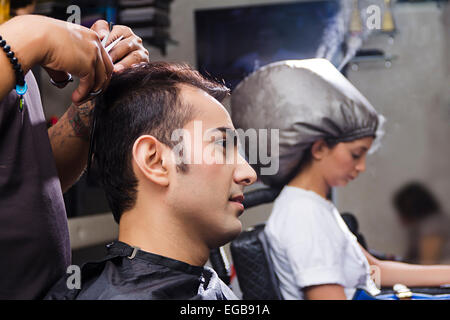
[378,260,450,287]
[49,102,93,193]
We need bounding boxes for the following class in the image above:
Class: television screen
[195,1,344,89]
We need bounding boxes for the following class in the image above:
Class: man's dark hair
[92,62,229,223]
[393,182,441,222]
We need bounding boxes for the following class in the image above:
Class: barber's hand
[90,20,150,73]
[31,16,114,105]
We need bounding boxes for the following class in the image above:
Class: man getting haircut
[46,62,257,300]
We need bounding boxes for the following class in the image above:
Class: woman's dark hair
[93,62,229,223]
[393,182,441,221]
[279,139,338,188]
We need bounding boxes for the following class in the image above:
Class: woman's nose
[355,157,367,173]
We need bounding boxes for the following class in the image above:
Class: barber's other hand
[91,20,149,73]
[29,15,114,105]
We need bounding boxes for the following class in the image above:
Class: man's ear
[311,139,329,161]
[132,135,169,187]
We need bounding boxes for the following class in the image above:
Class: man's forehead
[178,84,219,106]
[179,84,234,130]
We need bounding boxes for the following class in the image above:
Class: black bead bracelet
[0,35,27,112]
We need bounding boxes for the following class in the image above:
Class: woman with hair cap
[231,59,450,300]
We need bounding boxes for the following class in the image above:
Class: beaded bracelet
[0,35,27,112]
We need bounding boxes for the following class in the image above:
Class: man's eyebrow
[207,127,239,146]
[208,126,238,136]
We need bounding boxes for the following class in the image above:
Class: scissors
[89,24,124,97]
[88,34,123,97]
[102,21,124,54]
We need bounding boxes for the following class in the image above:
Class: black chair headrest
[243,187,282,209]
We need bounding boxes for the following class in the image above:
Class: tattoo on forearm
[67,102,94,141]
[76,101,95,118]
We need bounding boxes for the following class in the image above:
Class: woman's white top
[265,186,380,299]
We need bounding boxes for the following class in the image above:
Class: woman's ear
[132,135,169,187]
[311,139,329,161]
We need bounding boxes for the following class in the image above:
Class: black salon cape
[45,241,237,300]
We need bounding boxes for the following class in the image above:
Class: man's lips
[229,194,245,213]
[230,194,244,203]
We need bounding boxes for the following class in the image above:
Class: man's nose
[234,154,257,186]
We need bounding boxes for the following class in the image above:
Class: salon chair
[230,223,282,300]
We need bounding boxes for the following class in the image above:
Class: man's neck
[118,205,210,267]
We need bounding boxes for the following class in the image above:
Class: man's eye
[216,139,227,149]
[216,139,233,153]
[352,153,361,160]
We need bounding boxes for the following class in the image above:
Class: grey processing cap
[231,58,385,187]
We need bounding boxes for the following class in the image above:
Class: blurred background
[5,0,449,270]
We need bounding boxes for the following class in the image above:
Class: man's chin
[211,221,242,248]
[224,222,243,244]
